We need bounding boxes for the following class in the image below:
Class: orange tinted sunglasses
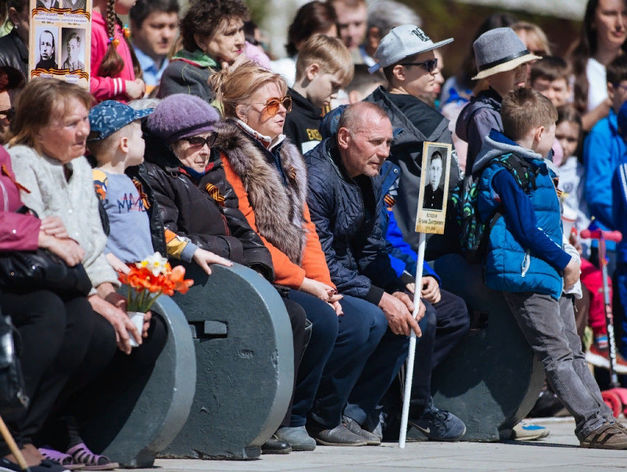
[259,96,292,117]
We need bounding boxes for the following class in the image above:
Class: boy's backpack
[450,153,536,263]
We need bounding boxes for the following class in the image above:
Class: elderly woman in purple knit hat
[143,93,273,275]
[143,94,311,454]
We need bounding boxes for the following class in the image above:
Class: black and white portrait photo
[36,0,60,9]
[61,28,86,71]
[36,28,58,70]
[423,149,446,211]
[62,0,87,10]
[415,141,452,234]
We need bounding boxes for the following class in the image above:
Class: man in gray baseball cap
[364,24,460,254]
[364,25,468,442]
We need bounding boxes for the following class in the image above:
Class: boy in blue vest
[475,88,626,449]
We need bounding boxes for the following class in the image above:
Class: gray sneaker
[313,424,368,446]
[342,416,381,445]
[275,426,316,451]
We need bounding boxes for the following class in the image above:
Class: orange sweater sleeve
[221,155,307,288]
[301,203,334,288]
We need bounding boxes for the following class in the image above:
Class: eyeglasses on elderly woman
[180,133,218,149]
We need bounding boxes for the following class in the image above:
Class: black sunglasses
[400,58,438,73]
[182,133,217,148]
[0,108,15,121]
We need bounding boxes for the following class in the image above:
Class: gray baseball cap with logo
[369,24,454,73]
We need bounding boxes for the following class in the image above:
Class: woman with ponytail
[91,0,145,102]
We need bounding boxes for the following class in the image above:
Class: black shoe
[0,457,70,472]
[409,404,466,441]
[261,436,292,454]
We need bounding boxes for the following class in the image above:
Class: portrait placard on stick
[399,140,453,448]
[415,142,452,235]
[29,0,91,88]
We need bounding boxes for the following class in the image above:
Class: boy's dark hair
[556,104,582,130]
[8,0,27,11]
[530,56,571,84]
[381,52,420,85]
[606,54,627,86]
[346,65,387,95]
[501,88,557,141]
[180,0,248,52]
[130,0,179,29]
[286,1,337,57]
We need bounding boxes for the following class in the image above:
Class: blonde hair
[295,34,354,86]
[512,21,551,56]
[210,60,288,119]
[501,88,557,141]
[9,78,93,151]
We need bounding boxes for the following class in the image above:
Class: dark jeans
[311,295,392,429]
[42,313,168,450]
[0,290,101,455]
[503,292,614,440]
[410,289,470,416]
[285,289,338,427]
[279,295,308,428]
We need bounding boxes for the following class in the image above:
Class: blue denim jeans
[503,292,614,440]
[311,295,395,429]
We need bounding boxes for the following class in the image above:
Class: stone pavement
[135,418,626,472]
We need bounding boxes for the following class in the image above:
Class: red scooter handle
[580,229,623,243]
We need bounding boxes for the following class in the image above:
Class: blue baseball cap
[88,100,153,141]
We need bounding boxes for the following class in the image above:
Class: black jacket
[455,87,503,172]
[157,50,215,103]
[143,137,274,280]
[284,88,323,154]
[305,138,404,304]
[0,30,28,79]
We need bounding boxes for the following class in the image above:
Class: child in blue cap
[87,100,158,267]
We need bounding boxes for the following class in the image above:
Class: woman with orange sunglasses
[209,61,389,449]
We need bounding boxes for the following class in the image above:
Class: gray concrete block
[163,263,294,459]
[432,254,545,441]
[83,295,196,467]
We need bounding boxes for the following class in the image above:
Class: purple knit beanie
[146,94,221,144]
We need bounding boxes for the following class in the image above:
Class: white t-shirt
[586,57,608,112]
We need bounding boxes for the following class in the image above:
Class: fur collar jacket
[213,120,309,265]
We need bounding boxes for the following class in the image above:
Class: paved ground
[133,418,627,472]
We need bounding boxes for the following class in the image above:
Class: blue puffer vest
[475,135,564,300]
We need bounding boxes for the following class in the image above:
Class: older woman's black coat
[143,135,274,281]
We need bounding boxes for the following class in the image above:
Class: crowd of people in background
[1,0,627,470]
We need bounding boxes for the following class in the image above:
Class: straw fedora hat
[472,27,541,80]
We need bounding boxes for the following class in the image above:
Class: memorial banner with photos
[29,0,91,88]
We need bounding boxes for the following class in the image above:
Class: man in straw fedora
[456,27,541,171]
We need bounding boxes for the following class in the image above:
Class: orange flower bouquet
[118,252,194,313]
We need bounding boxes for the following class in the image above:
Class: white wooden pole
[399,231,426,448]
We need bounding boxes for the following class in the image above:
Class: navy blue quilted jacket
[305,138,405,304]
